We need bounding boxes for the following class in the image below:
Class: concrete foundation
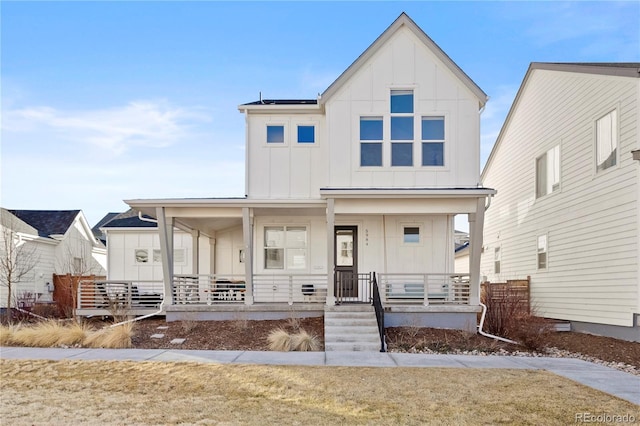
[570,321,640,343]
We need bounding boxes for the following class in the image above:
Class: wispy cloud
[3,100,211,155]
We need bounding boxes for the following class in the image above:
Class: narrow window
[73,257,82,272]
[391,90,414,166]
[536,145,560,198]
[537,235,547,270]
[264,227,285,269]
[297,125,315,143]
[422,117,445,166]
[267,125,284,143]
[494,247,501,274]
[403,227,420,243]
[596,110,617,171]
[360,117,383,166]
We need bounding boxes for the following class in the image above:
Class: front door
[335,226,358,300]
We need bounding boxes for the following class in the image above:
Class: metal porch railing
[377,273,471,305]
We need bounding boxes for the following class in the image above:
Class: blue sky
[2,1,639,227]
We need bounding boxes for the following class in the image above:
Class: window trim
[537,234,548,270]
[266,124,287,145]
[421,116,446,167]
[401,224,423,245]
[536,145,561,199]
[595,108,619,173]
[263,225,308,271]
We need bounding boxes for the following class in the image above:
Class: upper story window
[391,90,414,167]
[297,125,315,143]
[360,117,383,166]
[536,145,560,198]
[596,110,617,171]
[267,125,285,143]
[422,117,445,166]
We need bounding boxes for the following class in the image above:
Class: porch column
[326,198,335,305]
[156,207,175,305]
[191,230,200,275]
[242,207,254,305]
[468,198,485,306]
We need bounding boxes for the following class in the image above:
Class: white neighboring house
[95,13,493,333]
[481,63,640,342]
[0,208,107,309]
[98,210,213,283]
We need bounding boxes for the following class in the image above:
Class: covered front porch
[100,190,491,327]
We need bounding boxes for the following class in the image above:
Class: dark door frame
[334,225,358,300]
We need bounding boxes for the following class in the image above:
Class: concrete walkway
[1,347,638,405]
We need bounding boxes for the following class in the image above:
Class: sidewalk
[1,346,638,405]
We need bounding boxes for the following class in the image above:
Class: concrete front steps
[324,305,382,352]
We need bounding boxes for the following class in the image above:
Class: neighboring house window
[151,249,186,264]
[73,257,82,272]
[267,125,285,143]
[403,227,420,243]
[596,110,617,171]
[537,235,547,269]
[264,226,307,270]
[494,247,501,274]
[135,249,149,263]
[391,90,414,166]
[360,117,383,166]
[297,125,315,143]
[536,145,560,198]
[422,117,445,166]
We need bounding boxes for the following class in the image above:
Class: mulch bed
[125,317,640,368]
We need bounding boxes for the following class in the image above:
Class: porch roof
[319,187,496,198]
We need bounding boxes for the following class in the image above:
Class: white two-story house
[91,13,494,338]
[481,63,640,342]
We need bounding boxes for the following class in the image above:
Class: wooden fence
[53,274,105,317]
[480,277,530,314]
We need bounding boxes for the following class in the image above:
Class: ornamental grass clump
[290,329,320,352]
[0,323,18,346]
[84,322,134,349]
[267,328,291,351]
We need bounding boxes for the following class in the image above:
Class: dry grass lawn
[1,359,638,425]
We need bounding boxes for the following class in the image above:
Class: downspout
[475,194,519,345]
[110,211,164,328]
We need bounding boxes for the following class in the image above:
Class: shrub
[505,314,553,351]
[267,328,292,351]
[290,329,320,352]
[84,323,135,349]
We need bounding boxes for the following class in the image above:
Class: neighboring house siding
[481,68,639,327]
[325,26,480,189]
[55,218,106,276]
[106,230,210,281]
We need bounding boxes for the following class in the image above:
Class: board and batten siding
[481,68,639,327]
[325,26,481,190]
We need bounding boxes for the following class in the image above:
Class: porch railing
[377,273,470,305]
[77,279,164,310]
[335,272,373,304]
[253,274,328,304]
[172,274,328,305]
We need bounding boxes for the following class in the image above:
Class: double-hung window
[596,110,617,171]
[360,117,383,166]
[537,235,547,270]
[390,90,414,166]
[264,226,307,270]
[422,117,445,166]
[536,145,560,198]
[494,247,501,274]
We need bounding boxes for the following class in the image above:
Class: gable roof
[0,208,39,235]
[481,62,640,179]
[8,210,80,238]
[100,209,157,229]
[320,12,487,107]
